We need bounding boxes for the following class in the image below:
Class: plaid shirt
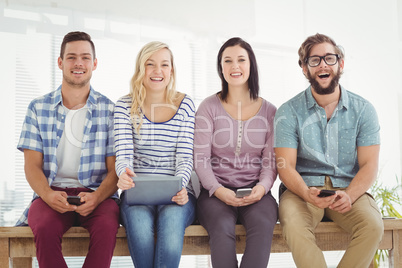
[16,86,116,226]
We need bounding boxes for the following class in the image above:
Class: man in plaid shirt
[16,31,119,268]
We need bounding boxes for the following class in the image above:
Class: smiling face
[143,48,173,93]
[58,40,97,88]
[221,45,250,90]
[303,42,344,95]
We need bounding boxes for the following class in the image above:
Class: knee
[208,220,236,241]
[355,217,384,243]
[30,219,64,239]
[163,231,185,250]
[281,220,313,242]
[102,216,120,231]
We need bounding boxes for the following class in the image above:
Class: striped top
[114,94,195,193]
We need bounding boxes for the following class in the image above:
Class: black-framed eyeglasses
[305,54,339,67]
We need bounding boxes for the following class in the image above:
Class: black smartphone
[236,188,252,198]
[67,196,82,206]
[318,190,336,198]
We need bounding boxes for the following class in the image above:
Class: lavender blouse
[194,94,277,196]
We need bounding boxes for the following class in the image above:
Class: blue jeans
[120,192,196,268]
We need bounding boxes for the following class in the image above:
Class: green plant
[370,176,402,268]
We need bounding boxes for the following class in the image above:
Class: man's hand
[42,190,77,213]
[75,191,101,216]
[329,191,352,213]
[307,187,338,209]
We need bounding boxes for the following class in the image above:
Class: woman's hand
[117,167,136,190]
[214,187,245,207]
[172,187,189,206]
[241,185,266,206]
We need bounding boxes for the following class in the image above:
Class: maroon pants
[28,187,120,268]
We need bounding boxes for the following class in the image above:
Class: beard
[307,66,342,95]
[63,72,91,88]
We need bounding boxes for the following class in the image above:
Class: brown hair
[217,37,259,102]
[298,33,344,67]
[60,31,96,59]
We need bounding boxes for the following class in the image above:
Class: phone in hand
[236,188,252,198]
[318,190,336,198]
[67,196,82,206]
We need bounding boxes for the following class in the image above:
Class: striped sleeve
[175,96,195,188]
[114,95,134,176]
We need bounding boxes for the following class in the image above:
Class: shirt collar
[52,85,96,108]
[306,84,349,110]
[338,85,349,110]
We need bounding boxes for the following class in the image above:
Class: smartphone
[318,190,336,198]
[67,196,82,206]
[236,188,252,198]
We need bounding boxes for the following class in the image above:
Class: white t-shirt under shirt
[52,105,87,188]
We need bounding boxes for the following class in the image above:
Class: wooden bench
[1,219,401,268]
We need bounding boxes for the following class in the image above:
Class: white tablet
[123,175,182,205]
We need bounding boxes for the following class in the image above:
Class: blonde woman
[114,41,195,268]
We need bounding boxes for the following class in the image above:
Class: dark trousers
[197,188,278,268]
[28,187,120,268]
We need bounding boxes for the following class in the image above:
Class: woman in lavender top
[194,37,278,268]
[114,41,195,268]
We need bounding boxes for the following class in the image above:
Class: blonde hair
[129,41,177,133]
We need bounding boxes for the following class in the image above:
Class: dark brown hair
[217,37,259,101]
[60,31,96,59]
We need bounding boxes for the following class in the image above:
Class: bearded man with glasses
[274,33,383,268]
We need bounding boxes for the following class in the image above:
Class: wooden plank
[182,236,210,255]
[62,238,90,256]
[2,219,402,238]
[112,238,130,256]
[379,231,393,250]
[9,257,32,268]
[0,238,10,268]
[0,227,33,238]
[271,233,290,253]
[9,238,36,257]
[390,229,402,268]
[1,218,402,264]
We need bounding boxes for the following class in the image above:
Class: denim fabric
[120,192,196,268]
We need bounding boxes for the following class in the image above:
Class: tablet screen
[124,175,182,205]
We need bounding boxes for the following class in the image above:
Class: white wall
[1,0,401,201]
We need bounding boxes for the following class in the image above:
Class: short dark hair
[60,31,96,59]
[217,37,259,101]
[298,33,344,67]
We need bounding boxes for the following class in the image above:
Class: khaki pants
[279,178,384,268]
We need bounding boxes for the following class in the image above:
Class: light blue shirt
[16,86,116,226]
[274,85,380,188]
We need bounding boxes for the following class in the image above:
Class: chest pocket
[338,127,357,155]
